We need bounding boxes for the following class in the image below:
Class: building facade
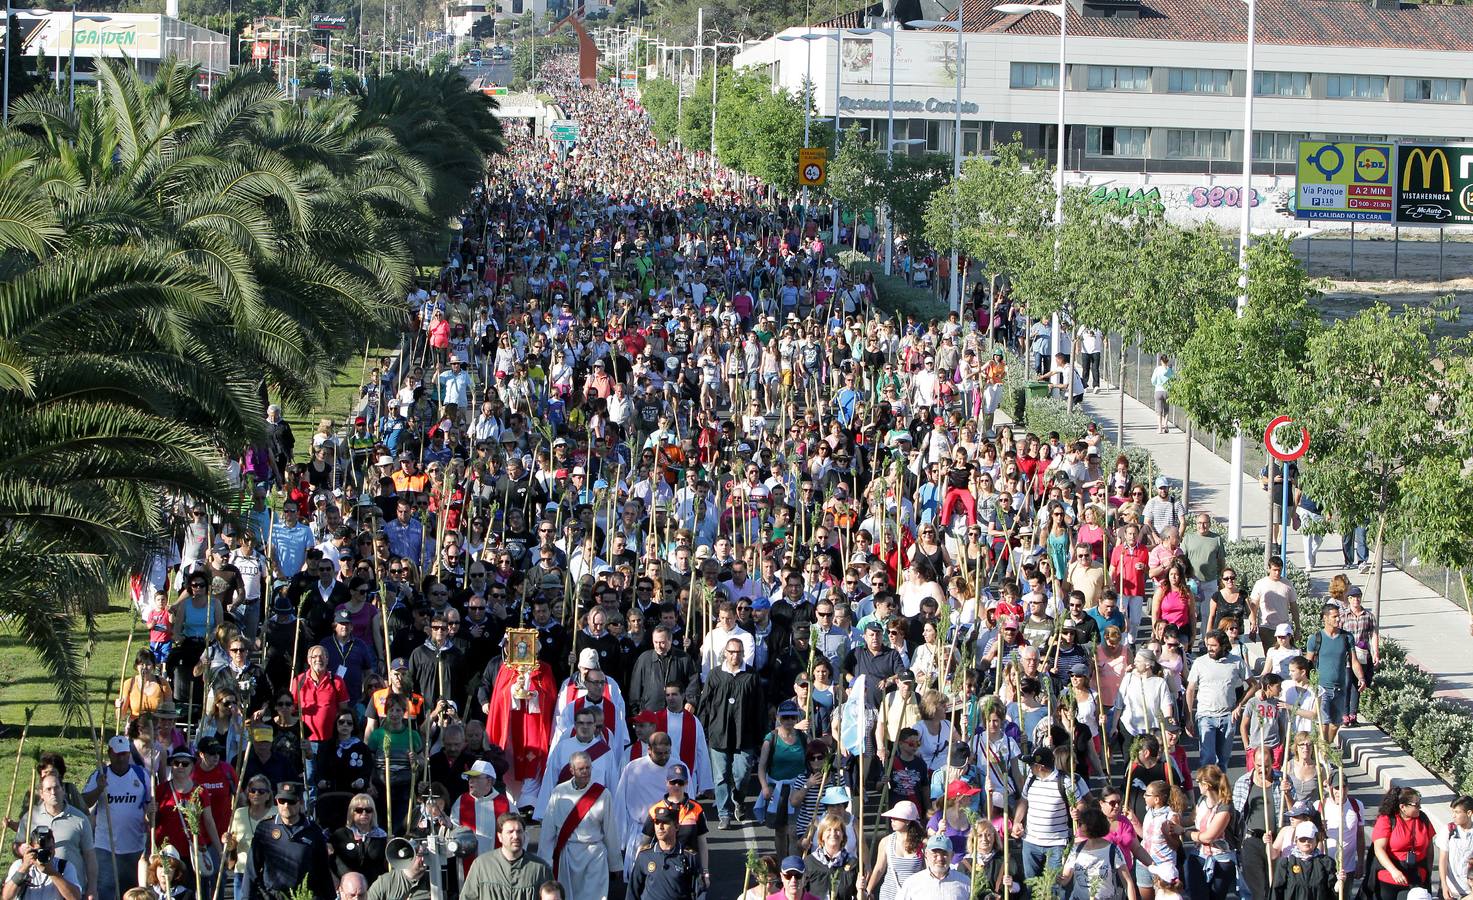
[733,0,1473,226]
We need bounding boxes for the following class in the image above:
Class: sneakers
[717,817,731,831]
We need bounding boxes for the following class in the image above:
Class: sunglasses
[247,788,270,795]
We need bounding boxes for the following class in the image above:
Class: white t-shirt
[84,763,153,854]
[1436,822,1473,896]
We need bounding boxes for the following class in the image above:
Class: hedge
[1358,639,1473,796]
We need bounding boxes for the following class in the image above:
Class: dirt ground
[1287,235,1473,339]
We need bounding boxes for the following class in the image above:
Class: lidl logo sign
[1353,146,1390,184]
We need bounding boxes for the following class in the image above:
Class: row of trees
[923,139,1473,617]
[0,60,501,718]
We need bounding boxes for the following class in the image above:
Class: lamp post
[995,1,1066,355]
[5,7,53,125]
[906,17,963,311]
[68,8,111,110]
[698,31,742,166]
[198,37,226,89]
[1228,0,1256,540]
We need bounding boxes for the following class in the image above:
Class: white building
[12,12,230,84]
[734,0,1473,228]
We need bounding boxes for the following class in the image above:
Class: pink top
[1106,815,1137,856]
[1158,589,1191,628]
[1096,647,1128,707]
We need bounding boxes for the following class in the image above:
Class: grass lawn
[0,605,138,805]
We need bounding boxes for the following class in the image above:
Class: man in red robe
[484,634,557,811]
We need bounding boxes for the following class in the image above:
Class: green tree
[1286,300,1468,617]
[640,77,679,142]
[883,150,952,245]
[825,125,884,224]
[1168,234,1317,514]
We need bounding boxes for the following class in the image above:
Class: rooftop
[820,0,1473,53]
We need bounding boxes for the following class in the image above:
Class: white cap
[1275,623,1294,637]
[107,735,131,754]
[463,759,498,780]
[1294,821,1319,840]
[578,648,602,670]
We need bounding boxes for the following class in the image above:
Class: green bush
[1409,703,1473,774]
[1356,636,1473,794]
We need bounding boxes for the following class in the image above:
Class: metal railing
[1102,332,1471,608]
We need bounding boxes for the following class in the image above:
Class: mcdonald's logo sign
[1401,147,1452,193]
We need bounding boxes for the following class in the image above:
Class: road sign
[1394,142,1473,225]
[1294,140,1394,223]
[481,84,508,97]
[550,119,580,142]
[1265,416,1309,462]
[619,69,637,92]
[798,147,827,187]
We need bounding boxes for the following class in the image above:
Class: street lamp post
[996,1,1067,355]
[1228,0,1256,540]
[907,17,963,311]
[68,8,112,111]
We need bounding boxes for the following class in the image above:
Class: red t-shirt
[293,671,349,742]
[190,762,237,838]
[156,779,209,854]
[1372,813,1434,885]
[1111,544,1151,597]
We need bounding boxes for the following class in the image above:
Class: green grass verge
[283,349,396,463]
[0,604,137,802]
[841,256,951,321]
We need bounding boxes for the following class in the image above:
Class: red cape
[485,661,557,780]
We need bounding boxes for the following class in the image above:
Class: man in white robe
[612,732,673,880]
[539,752,622,900]
[651,683,713,796]
[449,759,511,871]
[552,657,629,758]
[536,706,621,821]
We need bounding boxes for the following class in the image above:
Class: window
[1085,125,1147,157]
[1010,62,1058,90]
[926,119,945,154]
[1086,65,1150,92]
[1326,74,1387,100]
[1167,68,1231,95]
[1254,71,1309,98]
[1403,78,1463,103]
[1253,131,1306,162]
[1165,128,1230,160]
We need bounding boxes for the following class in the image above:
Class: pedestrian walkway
[1073,383,1473,704]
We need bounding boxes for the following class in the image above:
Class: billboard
[1394,143,1473,225]
[1294,140,1394,222]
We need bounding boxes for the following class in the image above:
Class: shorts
[1320,685,1346,724]
[1154,391,1169,415]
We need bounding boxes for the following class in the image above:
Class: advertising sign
[1294,140,1394,222]
[252,40,270,59]
[1394,143,1473,225]
[311,13,348,30]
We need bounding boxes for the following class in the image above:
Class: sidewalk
[1073,384,1473,704]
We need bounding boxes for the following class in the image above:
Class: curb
[1339,725,1454,832]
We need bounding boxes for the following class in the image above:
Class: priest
[482,632,557,811]
[539,751,623,900]
[535,707,622,820]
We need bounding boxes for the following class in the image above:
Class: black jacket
[242,815,333,900]
[628,648,699,713]
[698,667,765,752]
[804,851,861,900]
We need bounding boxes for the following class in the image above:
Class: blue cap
[665,763,690,784]
[780,856,805,874]
[751,597,772,611]
[777,699,802,719]
[925,834,953,854]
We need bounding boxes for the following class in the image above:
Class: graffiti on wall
[1189,186,1261,208]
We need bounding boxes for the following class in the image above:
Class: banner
[1395,143,1473,225]
[1293,141,1393,223]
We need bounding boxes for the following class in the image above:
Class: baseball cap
[1288,800,1315,818]
[665,763,690,784]
[652,805,678,824]
[1275,623,1294,637]
[275,782,303,803]
[390,657,409,670]
[333,608,353,625]
[924,834,952,854]
[945,780,981,801]
[1155,475,1170,488]
[463,760,498,780]
[777,700,802,719]
[780,856,806,874]
[1294,821,1319,839]
[578,648,602,670]
[107,735,130,754]
[1069,663,1089,677]
[1148,861,1178,884]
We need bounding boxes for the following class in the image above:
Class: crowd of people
[11,52,1472,900]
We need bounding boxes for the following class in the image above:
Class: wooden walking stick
[85,678,122,900]
[1261,723,1274,887]
[3,707,35,845]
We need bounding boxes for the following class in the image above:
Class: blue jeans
[1021,840,1066,879]
[1196,714,1233,771]
[96,849,142,900]
[709,748,753,819]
